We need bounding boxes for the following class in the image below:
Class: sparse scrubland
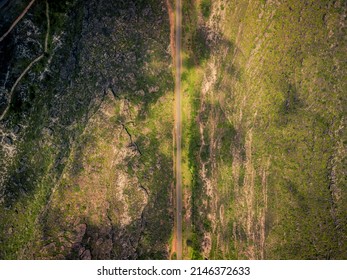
[0,0,345,260]
[0,0,173,259]
[182,0,346,259]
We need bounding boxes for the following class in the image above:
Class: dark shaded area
[35,146,173,260]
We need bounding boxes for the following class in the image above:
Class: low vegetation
[182,0,346,259]
[0,0,174,259]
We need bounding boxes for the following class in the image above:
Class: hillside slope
[182,0,346,259]
[0,0,174,259]
[1,0,346,260]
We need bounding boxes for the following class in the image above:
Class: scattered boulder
[135,89,145,96]
[42,127,54,137]
[13,125,21,134]
[40,242,57,255]
[56,254,66,260]
[80,249,91,260]
[148,85,159,93]
[73,223,87,243]
[3,136,13,145]
[7,226,13,235]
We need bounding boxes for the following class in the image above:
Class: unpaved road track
[175,0,182,260]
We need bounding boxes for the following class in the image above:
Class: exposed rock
[7,227,13,235]
[80,249,91,260]
[72,224,87,244]
[3,136,13,145]
[56,254,66,260]
[13,125,21,134]
[135,89,145,96]
[42,127,53,137]
[40,243,57,255]
[148,85,159,93]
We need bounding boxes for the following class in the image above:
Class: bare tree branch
[0,0,37,43]
[0,0,50,121]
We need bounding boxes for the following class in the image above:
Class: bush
[200,0,211,19]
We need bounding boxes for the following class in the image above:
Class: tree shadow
[36,148,173,260]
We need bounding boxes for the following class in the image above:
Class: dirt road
[175,0,182,260]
